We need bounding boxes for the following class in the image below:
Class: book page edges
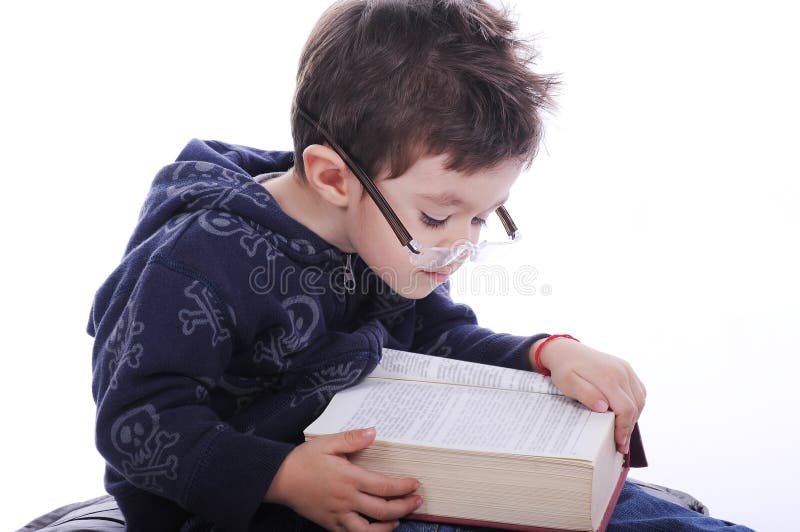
[407,466,628,532]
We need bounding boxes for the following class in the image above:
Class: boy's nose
[434,221,480,249]
[457,222,482,245]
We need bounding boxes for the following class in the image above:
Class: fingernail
[416,496,424,507]
[362,427,376,438]
[595,400,609,412]
[392,521,400,529]
[414,480,421,490]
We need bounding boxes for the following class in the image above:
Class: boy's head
[288,0,555,298]
[292,0,555,181]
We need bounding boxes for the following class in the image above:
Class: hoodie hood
[88,139,358,338]
[124,139,344,266]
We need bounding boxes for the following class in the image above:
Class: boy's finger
[632,377,647,415]
[612,408,635,452]
[606,389,637,446]
[354,491,423,522]
[591,376,636,449]
[562,372,610,413]
[356,469,420,498]
[614,424,631,449]
[340,511,371,531]
[364,518,402,531]
[341,511,402,531]
[320,427,377,455]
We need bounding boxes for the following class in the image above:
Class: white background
[1,1,797,530]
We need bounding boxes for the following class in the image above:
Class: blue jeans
[395,482,755,532]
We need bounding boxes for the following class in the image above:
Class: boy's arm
[410,281,548,370]
[93,259,293,531]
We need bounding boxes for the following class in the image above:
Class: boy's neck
[261,168,355,253]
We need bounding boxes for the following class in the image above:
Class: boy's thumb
[327,427,377,454]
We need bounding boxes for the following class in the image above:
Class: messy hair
[292,0,557,180]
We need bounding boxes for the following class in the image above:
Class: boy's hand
[531,338,646,454]
[265,427,422,531]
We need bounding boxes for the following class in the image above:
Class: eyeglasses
[296,107,521,270]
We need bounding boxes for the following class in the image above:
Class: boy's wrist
[529,335,577,374]
[263,446,298,505]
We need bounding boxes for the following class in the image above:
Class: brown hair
[292,0,556,180]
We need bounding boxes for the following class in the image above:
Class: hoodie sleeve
[410,282,550,371]
[93,257,293,532]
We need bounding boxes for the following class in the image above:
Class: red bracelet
[534,334,580,376]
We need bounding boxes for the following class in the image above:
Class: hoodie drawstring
[343,253,356,294]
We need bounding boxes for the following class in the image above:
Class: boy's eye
[420,212,488,229]
[420,212,449,228]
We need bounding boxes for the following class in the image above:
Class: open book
[305,348,646,532]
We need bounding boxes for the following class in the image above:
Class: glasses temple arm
[296,107,420,254]
[496,205,519,240]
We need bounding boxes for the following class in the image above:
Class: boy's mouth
[421,269,452,283]
[419,258,467,282]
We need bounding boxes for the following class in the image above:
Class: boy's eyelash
[420,212,488,229]
[420,212,448,228]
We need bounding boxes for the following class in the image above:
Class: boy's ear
[302,144,357,208]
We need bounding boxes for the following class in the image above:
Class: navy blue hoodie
[88,139,548,531]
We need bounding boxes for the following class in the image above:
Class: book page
[371,348,562,396]
[305,378,613,459]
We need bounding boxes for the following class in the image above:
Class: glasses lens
[472,212,522,263]
[408,242,475,270]
[479,212,516,245]
[472,238,521,263]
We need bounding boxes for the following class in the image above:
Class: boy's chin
[390,274,445,300]
[372,266,449,299]
[395,286,436,300]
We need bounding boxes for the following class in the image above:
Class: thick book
[305,348,646,532]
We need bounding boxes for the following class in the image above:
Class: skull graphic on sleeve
[111,404,181,493]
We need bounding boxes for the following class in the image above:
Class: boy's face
[346,154,521,299]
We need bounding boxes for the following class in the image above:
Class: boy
[89,1,751,530]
